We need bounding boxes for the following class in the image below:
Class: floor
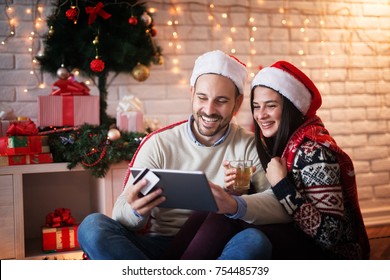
[366,224,390,260]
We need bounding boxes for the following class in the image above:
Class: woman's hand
[209,181,238,215]
[125,178,166,216]
[266,157,287,186]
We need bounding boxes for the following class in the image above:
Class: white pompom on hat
[190,50,247,95]
[251,61,322,117]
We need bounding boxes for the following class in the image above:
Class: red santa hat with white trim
[251,61,322,117]
[190,50,247,95]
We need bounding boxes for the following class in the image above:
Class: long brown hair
[250,86,305,171]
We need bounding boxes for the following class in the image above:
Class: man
[77,50,290,259]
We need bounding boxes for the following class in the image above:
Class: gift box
[117,111,144,133]
[38,95,100,127]
[42,224,80,252]
[0,120,11,137]
[116,95,144,132]
[42,208,79,252]
[0,135,50,155]
[0,153,53,166]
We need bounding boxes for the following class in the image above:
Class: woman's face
[252,86,283,138]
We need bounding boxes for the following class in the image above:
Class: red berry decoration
[65,7,79,23]
[90,58,105,72]
[128,16,138,25]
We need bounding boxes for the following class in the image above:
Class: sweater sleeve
[272,141,346,251]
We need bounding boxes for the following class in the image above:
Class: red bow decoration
[45,208,76,227]
[6,119,38,136]
[85,2,112,25]
[51,74,90,96]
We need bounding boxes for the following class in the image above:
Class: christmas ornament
[85,2,112,25]
[57,66,70,79]
[131,63,150,82]
[90,58,105,72]
[48,26,54,37]
[65,6,79,24]
[107,128,121,141]
[141,12,152,26]
[153,54,164,65]
[128,16,138,25]
[150,26,157,37]
[92,35,99,45]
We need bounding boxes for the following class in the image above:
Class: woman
[170,61,370,260]
[244,60,370,259]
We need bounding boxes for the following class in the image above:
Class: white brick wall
[1,0,390,223]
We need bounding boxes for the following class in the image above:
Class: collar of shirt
[186,114,231,147]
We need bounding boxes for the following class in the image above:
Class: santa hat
[251,61,322,117]
[190,50,247,95]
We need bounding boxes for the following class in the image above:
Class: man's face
[191,74,243,146]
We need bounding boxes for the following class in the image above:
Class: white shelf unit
[0,162,128,260]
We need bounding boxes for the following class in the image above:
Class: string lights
[0,0,388,94]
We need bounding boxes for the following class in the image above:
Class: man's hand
[223,159,256,195]
[125,178,166,216]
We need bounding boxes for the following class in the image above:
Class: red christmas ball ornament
[150,27,157,37]
[128,16,138,25]
[65,7,79,23]
[90,58,105,73]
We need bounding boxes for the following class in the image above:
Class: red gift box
[42,224,80,252]
[0,120,11,137]
[0,153,53,166]
[0,135,50,155]
[38,95,100,127]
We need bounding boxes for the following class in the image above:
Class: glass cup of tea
[229,160,253,193]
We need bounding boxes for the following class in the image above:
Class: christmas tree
[37,0,163,126]
[37,0,162,177]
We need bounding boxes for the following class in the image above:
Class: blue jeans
[77,213,173,260]
[78,213,272,260]
[218,228,272,260]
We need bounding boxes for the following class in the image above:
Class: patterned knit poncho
[272,115,370,259]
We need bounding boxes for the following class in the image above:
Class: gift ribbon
[62,96,75,126]
[6,119,38,136]
[85,2,112,25]
[45,208,76,228]
[51,75,90,96]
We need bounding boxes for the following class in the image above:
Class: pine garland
[48,124,145,178]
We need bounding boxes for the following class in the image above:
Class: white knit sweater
[112,120,291,236]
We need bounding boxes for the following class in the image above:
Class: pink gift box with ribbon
[116,95,144,132]
[37,75,100,127]
[38,95,100,127]
[116,111,144,133]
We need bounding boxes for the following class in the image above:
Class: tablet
[130,168,218,212]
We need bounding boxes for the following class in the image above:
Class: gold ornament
[92,36,99,45]
[131,63,150,82]
[107,128,121,141]
[48,26,54,37]
[153,54,164,65]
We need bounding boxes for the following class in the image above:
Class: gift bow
[51,74,90,96]
[85,2,112,25]
[117,95,143,112]
[45,208,76,228]
[6,119,38,136]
